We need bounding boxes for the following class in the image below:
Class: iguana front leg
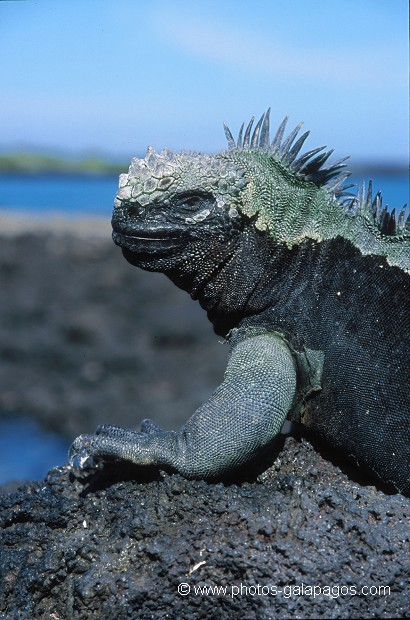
[69,331,297,479]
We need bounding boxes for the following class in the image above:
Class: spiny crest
[353,180,409,236]
[224,109,409,237]
[223,108,351,191]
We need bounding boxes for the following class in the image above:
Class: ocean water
[0,174,118,216]
[0,172,408,216]
[0,418,68,486]
[348,174,409,210]
[0,172,408,484]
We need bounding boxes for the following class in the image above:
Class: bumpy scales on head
[115,145,247,220]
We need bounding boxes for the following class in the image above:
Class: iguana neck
[165,214,408,340]
[164,225,307,337]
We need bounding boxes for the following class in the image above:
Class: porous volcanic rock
[0,437,409,620]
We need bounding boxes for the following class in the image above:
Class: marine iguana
[69,109,410,495]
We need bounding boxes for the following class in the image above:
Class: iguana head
[111,146,249,274]
[112,109,409,290]
[111,109,359,266]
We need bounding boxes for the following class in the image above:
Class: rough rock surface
[1,437,409,620]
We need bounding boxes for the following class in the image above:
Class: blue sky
[1,0,408,163]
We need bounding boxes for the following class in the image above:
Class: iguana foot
[69,421,167,469]
[68,331,297,479]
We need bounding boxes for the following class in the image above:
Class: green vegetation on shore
[0,152,128,175]
[0,150,407,177]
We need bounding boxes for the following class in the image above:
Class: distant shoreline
[348,163,409,176]
[0,166,407,176]
[0,152,128,175]
[0,171,120,177]
[0,151,407,177]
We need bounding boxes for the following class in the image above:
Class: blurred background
[0,0,408,485]
[0,0,408,212]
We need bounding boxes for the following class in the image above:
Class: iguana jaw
[111,201,198,260]
[112,230,184,256]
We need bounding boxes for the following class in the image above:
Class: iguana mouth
[111,230,186,256]
[113,232,176,241]
[112,220,186,241]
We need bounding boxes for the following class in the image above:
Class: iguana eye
[174,192,214,210]
[184,196,203,208]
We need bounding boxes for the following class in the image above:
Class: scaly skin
[70,331,297,478]
[69,109,410,495]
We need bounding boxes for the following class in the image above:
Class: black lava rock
[0,437,408,619]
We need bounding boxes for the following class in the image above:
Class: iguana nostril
[126,203,143,218]
[127,204,137,217]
